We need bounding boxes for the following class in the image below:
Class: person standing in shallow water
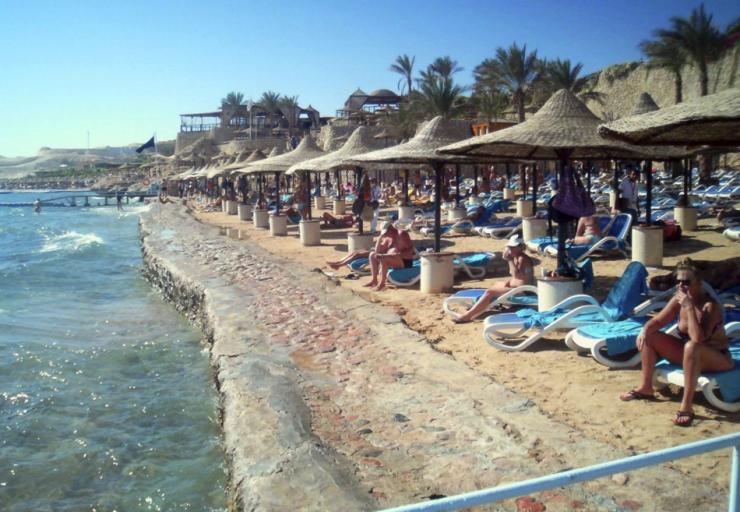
[34,198,41,213]
[619,258,733,427]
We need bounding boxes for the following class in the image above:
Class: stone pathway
[141,205,727,512]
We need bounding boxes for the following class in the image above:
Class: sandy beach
[191,199,738,496]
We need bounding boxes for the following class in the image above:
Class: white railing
[380,432,740,512]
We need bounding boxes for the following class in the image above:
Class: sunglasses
[676,279,693,286]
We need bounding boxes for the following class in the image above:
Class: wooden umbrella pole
[357,168,364,235]
[274,171,281,215]
[433,162,443,253]
[532,163,538,212]
[403,169,409,207]
[645,160,652,226]
[455,164,461,207]
[555,150,572,274]
[307,171,312,220]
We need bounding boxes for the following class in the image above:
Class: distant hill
[0,141,175,179]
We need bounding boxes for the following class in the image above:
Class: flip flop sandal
[344,273,359,280]
[620,389,655,402]
[673,410,695,427]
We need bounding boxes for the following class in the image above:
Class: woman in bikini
[567,215,601,245]
[620,259,733,427]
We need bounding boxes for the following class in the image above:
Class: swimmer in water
[34,198,41,213]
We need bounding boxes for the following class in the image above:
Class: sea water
[0,192,226,511]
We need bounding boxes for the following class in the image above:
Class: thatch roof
[631,93,659,116]
[351,116,477,165]
[232,149,267,174]
[223,150,251,170]
[242,136,325,174]
[599,88,740,146]
[285,126,387,175]
[440,89,685,160]
[267,146,283,158]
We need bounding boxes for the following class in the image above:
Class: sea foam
[40,231,104,253]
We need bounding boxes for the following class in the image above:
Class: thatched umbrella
[352,116,480,251]
[628,93,660,225]
[233,149,267,195]
[373,127,397,148]
[440,89,676,273]
[631,92,660,116]
[285,126,388,219]
[242,137,325,217]
[267,146,284,158]
[598,88,740,146]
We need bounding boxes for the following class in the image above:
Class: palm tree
[658,3,724,96]
[258,91,282,129]
[384,100,421,140]
[417,56,463,87]
[639,37,687,103]
[474,42,539,122]
[390,54,415,95]
[471,86,510,121]
[429,56,463,79]
[280,95,300,132]
[545,58,605,105]
[220,91,246,125]
[413,76,467,119]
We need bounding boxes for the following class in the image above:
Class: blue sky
[0,0,737,156]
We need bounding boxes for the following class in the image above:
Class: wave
[89,203,152,218]
[39,231,104,253]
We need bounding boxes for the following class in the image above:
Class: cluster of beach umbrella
[171,87,740,278]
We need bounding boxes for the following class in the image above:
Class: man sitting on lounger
[364,221,414,291]
[453,235,534,323]
[567,215,602,245]
[326,220,399,270]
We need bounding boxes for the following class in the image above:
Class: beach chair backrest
[601,261,649,320]
[597,216,613,234]
[607,213,632,240]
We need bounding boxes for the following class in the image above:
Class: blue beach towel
[657,343,740,402]
[453,288,537,307]
[600,262,648,320]
[349,257,370,272]
[579,317,648,356]
[454,253,492,268]
[513,262,648,329]
[387,266,420,283]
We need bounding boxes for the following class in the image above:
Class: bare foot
[363,280,378,288]
[373,283,386,291]
[452,316,471,324]
[326,262,341,270]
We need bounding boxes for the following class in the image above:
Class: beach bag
[552,166,594,219]
[351,198,365,215]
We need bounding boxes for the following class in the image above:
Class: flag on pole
[136,136,156,153]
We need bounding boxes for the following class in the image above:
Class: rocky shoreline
[139,203,727,512]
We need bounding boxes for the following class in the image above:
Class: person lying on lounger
[567,215,602,245]
[364,221,414,291]
[410,204,491,230]
[453,235,534,323]
[322,212,355,228]
[620,258,733,427]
